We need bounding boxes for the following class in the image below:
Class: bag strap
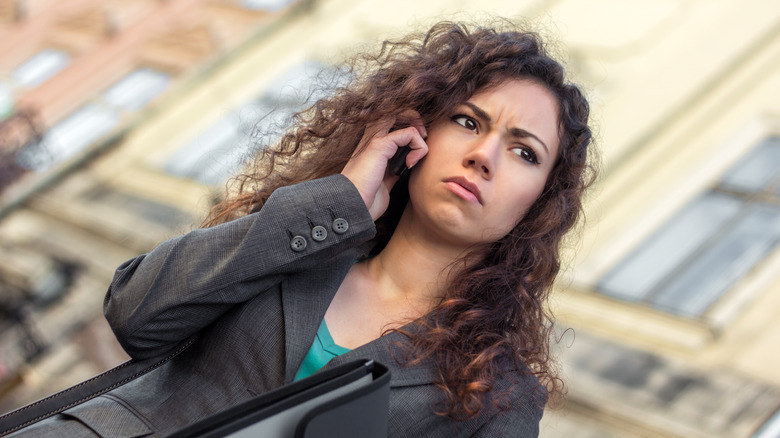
[0,336,197,436]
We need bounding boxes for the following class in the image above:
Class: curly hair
[204,20,595,420]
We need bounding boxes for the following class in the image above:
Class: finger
[405,130,428,169]
[356,117,398,155]
[380,126,427,172]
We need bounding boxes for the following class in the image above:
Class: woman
[10,20,593,437]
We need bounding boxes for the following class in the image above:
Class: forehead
[469,79,559,116]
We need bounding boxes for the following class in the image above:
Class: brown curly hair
[204,20,595,420]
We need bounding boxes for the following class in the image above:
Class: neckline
[318,319,351,355]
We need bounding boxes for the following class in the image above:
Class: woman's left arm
[471,373,545,437]
[472,408,543,437]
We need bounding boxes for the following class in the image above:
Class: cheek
[406,146,443,195]
[406,164,424,200]
[500,179,547,224]
[405,164,435,212]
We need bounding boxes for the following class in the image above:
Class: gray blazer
[12,175,544,437]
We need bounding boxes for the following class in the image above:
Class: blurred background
[0,0,779,436]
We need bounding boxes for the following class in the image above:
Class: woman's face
[406,79,560,248]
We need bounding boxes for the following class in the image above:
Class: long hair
[204,20,595,420]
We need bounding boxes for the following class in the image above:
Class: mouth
[443,176,483,205]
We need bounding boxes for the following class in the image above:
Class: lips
[443,176,483,205]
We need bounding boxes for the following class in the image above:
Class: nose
[463,135,500,179]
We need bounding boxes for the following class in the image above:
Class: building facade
[1,0,779,436]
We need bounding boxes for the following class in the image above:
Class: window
[102,68,170,111]
[0,49,70,120]
[19,104,120,169]
[0,82,12,118]
[597,137,780,318]
[12,49,70,88]
[164,61,340,184]
[18,68,170,171]
[753,407,780,438]
[240,0,297,12]
[164,104,266,185]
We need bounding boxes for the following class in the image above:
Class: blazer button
[332,218,349,234]
[290,235,307,252]
[311,225,328,242]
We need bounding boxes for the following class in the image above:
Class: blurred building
[1,0,779,437]
[0,0,314,412]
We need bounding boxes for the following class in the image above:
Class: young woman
[10,20,594,437]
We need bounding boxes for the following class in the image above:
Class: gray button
[290,235,307,252]
[311,225,328,242]
[332,218,349,234]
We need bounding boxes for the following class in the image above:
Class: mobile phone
[389,145,411,176]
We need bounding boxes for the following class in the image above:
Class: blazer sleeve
[471,372,546,437]
[103,174,375,360]
[472,407,543,437]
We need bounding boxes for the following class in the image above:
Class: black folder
[167,359,391,438]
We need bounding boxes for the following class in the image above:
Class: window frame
[19,66,172,171]
[162,60,339,185]
[596,135,780,318]
[567,117,780,336]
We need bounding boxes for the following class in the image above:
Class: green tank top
[293,319,351,381]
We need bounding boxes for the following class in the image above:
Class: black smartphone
[389,145,411,176]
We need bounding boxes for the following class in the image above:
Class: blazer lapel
[326,324,438,388]
[280,245,438,388]
[281,250,357,383]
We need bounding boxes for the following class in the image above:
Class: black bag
[0,344,390,438]
[0,337,198,437]
[168,359,390,438]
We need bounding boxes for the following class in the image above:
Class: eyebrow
[462,102,550,155]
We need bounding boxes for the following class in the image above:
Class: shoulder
[476,367,546,437]
[432,359,546,437]
[385,362,546,437]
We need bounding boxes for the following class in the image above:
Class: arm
[104,174,375,359]
[472,371,546,437]
[472,407,543,437]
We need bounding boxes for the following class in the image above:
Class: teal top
[293,318,351,381]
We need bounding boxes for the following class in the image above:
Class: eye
[452,115,478,133]
[512,146,540,165]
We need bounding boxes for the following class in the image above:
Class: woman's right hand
[341,111,428,221]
